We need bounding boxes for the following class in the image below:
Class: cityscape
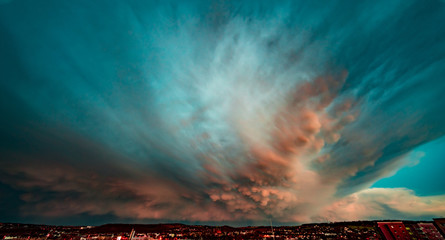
[2,219,445,240]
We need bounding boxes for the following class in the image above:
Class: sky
[1,0,445,226]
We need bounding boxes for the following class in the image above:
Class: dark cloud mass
[1,0,445,225]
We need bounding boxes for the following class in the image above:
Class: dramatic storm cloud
[1,0,445,225]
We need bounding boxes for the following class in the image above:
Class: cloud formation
[320,188,445,222]
[1,0,445,225]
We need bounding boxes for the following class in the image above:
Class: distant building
[418,222,444,240]
[404,222,427,239]
[378,221,444,240]
[378,222,412,240]
[434,219,445,237]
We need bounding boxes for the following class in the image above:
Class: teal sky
[372,135,445,196]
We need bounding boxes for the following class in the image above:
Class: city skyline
[1,0,445,226]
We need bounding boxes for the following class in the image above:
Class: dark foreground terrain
[1,218,444,240]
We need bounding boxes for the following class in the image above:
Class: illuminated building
[378,222,411,240]
[418,222,444,240]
